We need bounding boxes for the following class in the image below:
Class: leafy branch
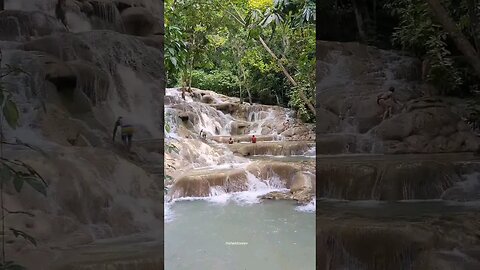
[0,47,47,269]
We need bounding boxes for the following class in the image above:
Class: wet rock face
[0,3,165,267]
[168,161,315,199]
[317,41,422,134]
[0,10,67,41]
[316,157,480,200]
[3,147,163,267]
[317,106,339,133]
[317,210,480,270]
[167,87,314,141]
[316,134,359,154]
[317,40,480,154]
[372,98,480,153]
[170,169,249,198]
[228,141,314,156]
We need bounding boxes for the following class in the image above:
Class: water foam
[295,198,316,213]
[164,202,175,223]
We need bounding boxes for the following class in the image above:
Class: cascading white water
[166,88,236,136]
[166,172,288,208]
[247,109,275,135]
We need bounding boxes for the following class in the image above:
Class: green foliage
[166,0,315,121]
[165,24,188,87]
[0,161,48,197]
[248,0,273,10]
[385,0,480,95]
[0,58,47,269]
[0,90,19,129]
[9,228,36,247]
[191,70,240,95]
[387,0,463,93]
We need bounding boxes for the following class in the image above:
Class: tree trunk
[229,5,315,114]
[258,36,316,115]
[426,0,480,79]
[246,88,252,104]
[187,55,194,90]
[352,0,368,43]
[239,60,252,104]
[187,37,195,90]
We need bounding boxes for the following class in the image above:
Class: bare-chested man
[377,86,399,120]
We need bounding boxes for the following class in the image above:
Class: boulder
[260,191,293,201]
[120,7,158,36]
[230,121,249,135]
[371,99,480,153]
[290,172,314,193]
[317,134,359,154]
[201,94,214,104]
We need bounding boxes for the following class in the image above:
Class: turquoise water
[165,200,315,270]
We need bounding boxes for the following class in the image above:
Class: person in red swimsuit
[251,135,257,143]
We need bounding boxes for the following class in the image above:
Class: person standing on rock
[377,86,399,120]
[56,0,69,30]
[113,116,134,151]
[181,88,186,100]
[283,119,290,130]
[251,135,257,143]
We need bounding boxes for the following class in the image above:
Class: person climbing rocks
[199,129,207,139]
[228,137,234,144]
[55,0,69,30]
[181,88,186,100]
[377,86,400,120]
[251,135,257,143]
[283,119,290,130]
[113,116,134,151]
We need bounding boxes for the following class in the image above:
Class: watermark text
[225,241,248,246]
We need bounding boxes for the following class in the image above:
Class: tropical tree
[386,0,480,95]
[165,0,316,122]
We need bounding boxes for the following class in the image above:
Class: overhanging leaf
[9,228,37,247]
[23,177,47,196]
[3,99,19,129]
[170,57,178,67]
[0,164,13,184]
[13,175,24,193]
